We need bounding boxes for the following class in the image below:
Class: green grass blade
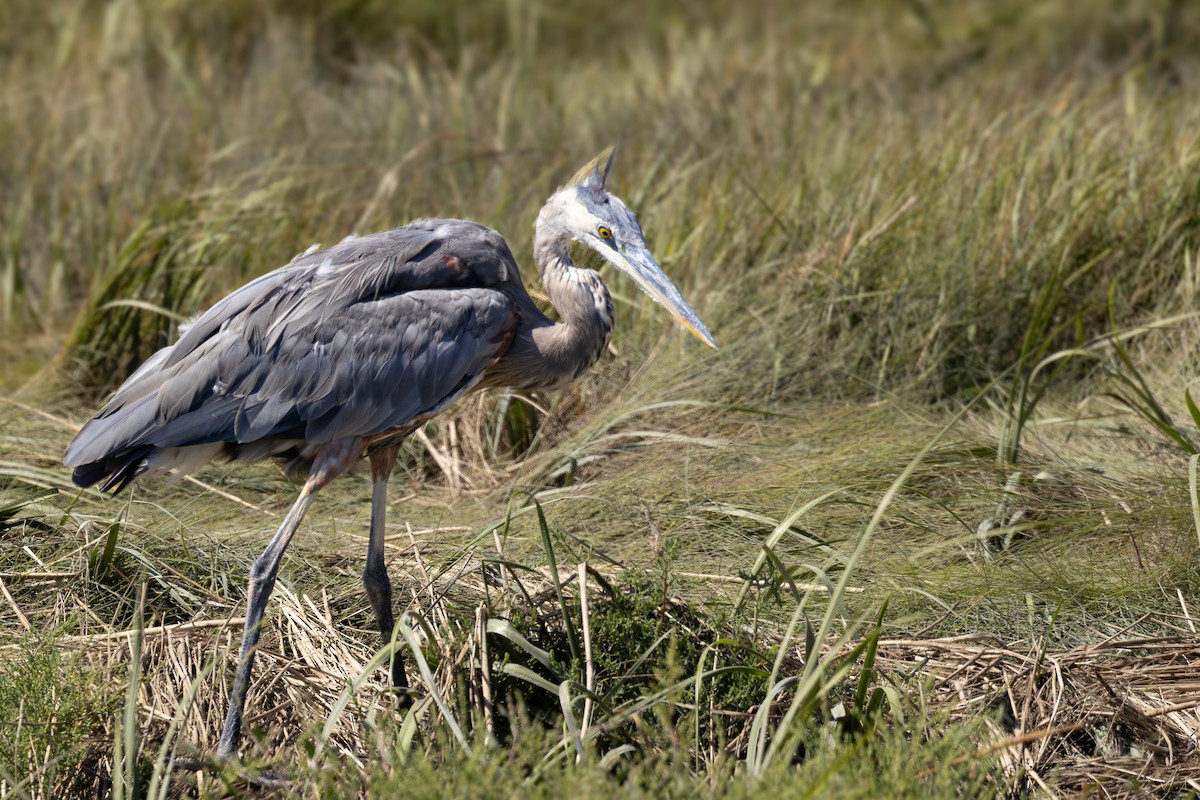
[735,488,845,611]
[398,613,471,756]
[497,662,562,696]
[531,497,581,666]
[1190,454,1200,551]
[1186,388,1200,431]
[486,619,558,675]
[114,583,146,800]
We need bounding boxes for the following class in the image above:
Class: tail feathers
[71,446,155,494]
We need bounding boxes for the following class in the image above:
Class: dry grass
[877,633,1200,796]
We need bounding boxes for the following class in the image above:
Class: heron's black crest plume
[601,143,618,189]
[571,144,619,191]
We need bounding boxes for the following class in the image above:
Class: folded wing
[65,221,521,490]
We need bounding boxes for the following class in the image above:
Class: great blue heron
[63,149,716,759]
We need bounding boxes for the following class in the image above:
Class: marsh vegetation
[3,0,1200,796]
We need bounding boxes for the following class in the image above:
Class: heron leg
[216,438,363,760]
[364,445,410,692]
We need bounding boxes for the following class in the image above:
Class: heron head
[541,148,718,349]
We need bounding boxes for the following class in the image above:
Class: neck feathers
[485,217,612,389]
[530,240,613,385]
[482,197,614,390]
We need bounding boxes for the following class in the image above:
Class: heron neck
[523,234,613,388]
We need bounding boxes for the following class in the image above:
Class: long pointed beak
[611,246,718,349]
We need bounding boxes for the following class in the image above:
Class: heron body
[64,152,716,759]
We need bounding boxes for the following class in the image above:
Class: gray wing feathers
[65,221,520,470]
[225,288,512,445]
[64,394,159,468]
[165,222,506,368]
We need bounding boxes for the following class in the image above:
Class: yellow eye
[598,226,613,240]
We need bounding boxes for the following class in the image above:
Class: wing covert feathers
[66,221,522,490]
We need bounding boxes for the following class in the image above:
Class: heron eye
[597,226,613,240]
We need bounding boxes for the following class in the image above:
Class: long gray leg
[216,484,315,759]
[217,438,363,760]
[364,445,410,693]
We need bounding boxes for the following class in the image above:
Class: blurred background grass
[5,0,1198,403]
[4,0,1200,797]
